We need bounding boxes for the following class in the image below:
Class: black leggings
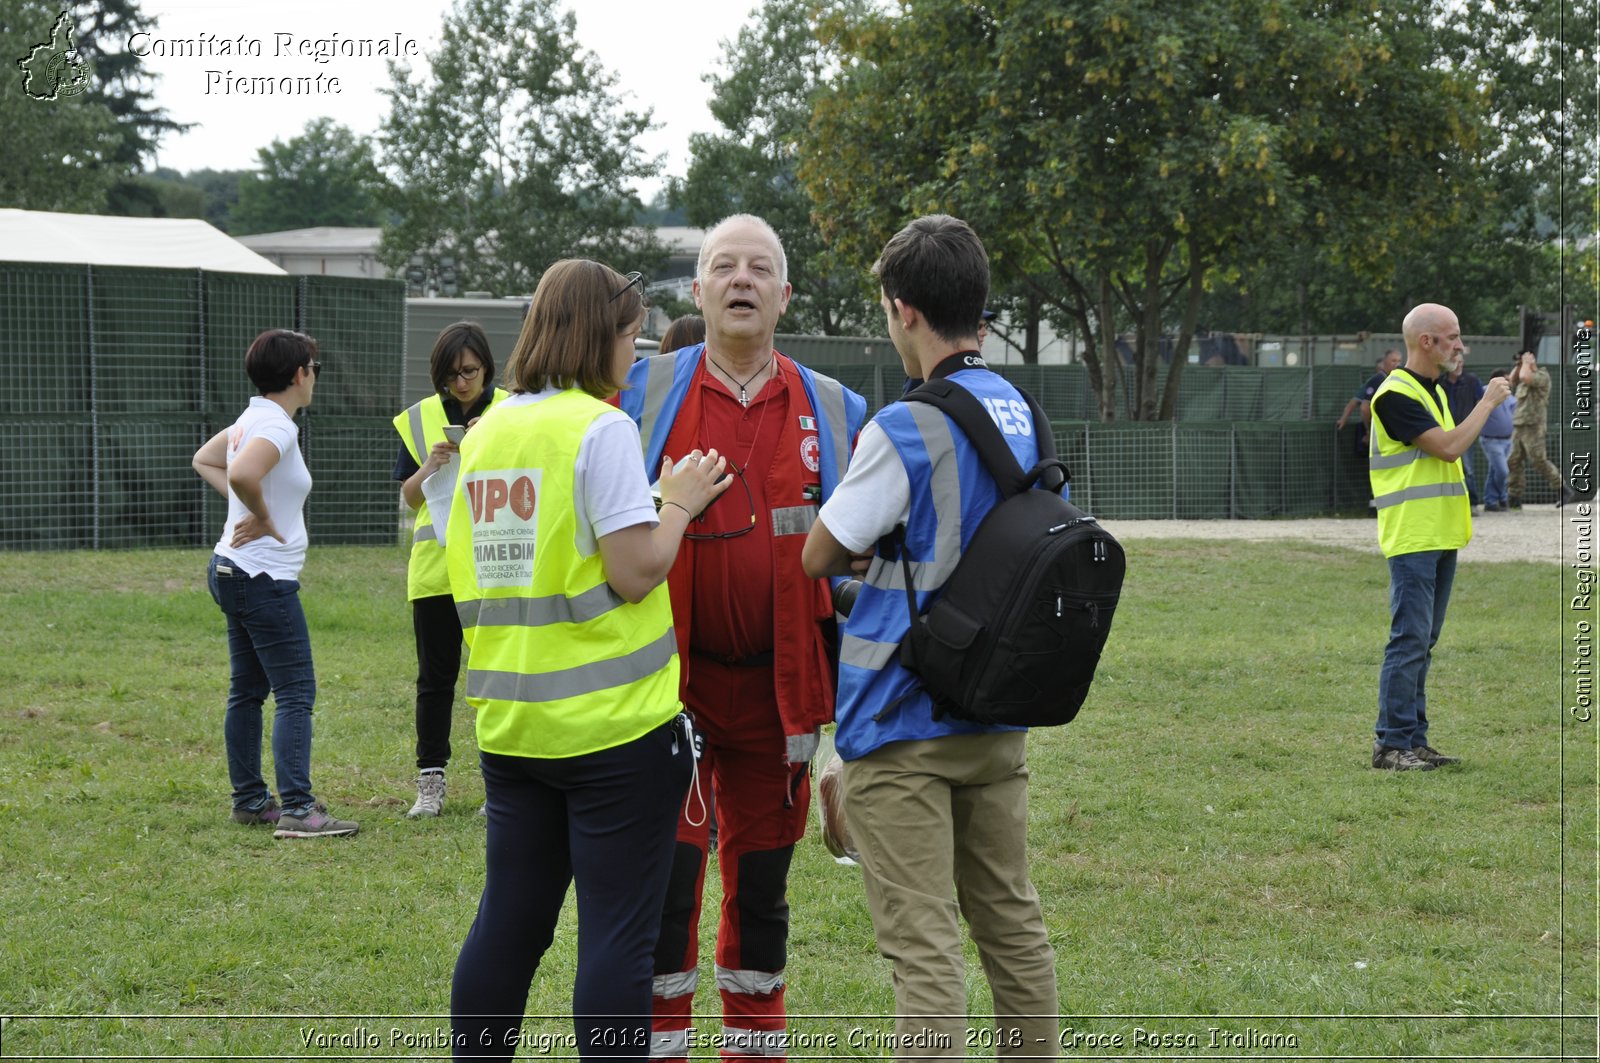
[411,594,463,770]
[452,718,694,1061]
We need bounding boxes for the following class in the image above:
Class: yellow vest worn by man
[444,390,680,759]
[1368,370,1471,557]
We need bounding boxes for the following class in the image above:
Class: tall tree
[804,0,1494,419]
[377,0,664,297]
[2,0,126,211]
[678,0,878,335]
[230,119,385,234]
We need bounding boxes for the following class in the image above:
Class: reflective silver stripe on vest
[466,627,676,703]
[406,403,428,463]
[859,402,965,600]
[810,373,851,476]
[651,969,698,1000]
[413,524,437,544]
[456,583,627,631]
[718,1027,788,1057]
[1372,481,1467,509]
[840,633,901,671]
[1368,447,1423,471]
[771,504,817,538]
[639,355,677,459]
[649,1029,689,1059]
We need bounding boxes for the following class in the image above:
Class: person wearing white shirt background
[192,329,359,839]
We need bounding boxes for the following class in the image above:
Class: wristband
[663,501,693,518]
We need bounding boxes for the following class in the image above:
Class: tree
[377,0,664,297]
[678,0,878,335]
[803,0,1496,419]
[230,119,385,234]
[70,0,191,214]
[1,0,128,211]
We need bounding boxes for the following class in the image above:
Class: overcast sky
[133,0,765,198]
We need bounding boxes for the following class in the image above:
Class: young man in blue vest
[803,215,1058,1058]
[1368,303,1510,770]
[618,214,867,1060]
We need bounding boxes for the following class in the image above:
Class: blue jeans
[207,554,317,814]
[1376,550,1457,750]
[1481,437,1511,507]
[1460,444,1480,504]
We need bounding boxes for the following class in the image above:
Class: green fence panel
[298,276,406,419]
[0,264,90,417]
[1230,423,1289,518]
[1218,368,1267,420]
[1080,422,1177,520]
[203,272,299,421]
[98,417,212,548]
[0,419,94,548]
[1311,365,1369,419]
[1281,423,1335,517]
[1176,371,1226,421]
[302,415,405,546]
[1261,370,1311,420]
[1174,424,1235,519]
[91,267,202,417]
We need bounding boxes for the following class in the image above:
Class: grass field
[0,539,1592,1060]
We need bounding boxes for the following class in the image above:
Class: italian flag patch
[798,416,816,430]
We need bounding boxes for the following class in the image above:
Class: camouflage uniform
[1508,365,1563,501]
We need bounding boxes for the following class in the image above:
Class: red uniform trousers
[650,657,811,1061]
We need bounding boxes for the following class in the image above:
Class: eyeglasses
[305,360,322,378]
[608,271,646,303]
[682,462,757,541]
[448,365,483,381]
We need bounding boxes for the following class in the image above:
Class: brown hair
[660,314,706,353]
[427,321,495,396]
[503,259,647,398]
[873,214,989,344]
[244,329,319,394]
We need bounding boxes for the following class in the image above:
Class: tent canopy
[0,209,287,275]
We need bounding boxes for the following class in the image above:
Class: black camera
[832,578,863,618]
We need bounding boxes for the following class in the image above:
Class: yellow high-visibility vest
[393,390,508,599]
[445,390,679,759]
[1369,370,1471,557]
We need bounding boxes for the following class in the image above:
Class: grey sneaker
[231,798,280,826]
[407,772,447,819]
[273,808,360,838]
[1413,744,1460,767]
[1372,744,1436,771]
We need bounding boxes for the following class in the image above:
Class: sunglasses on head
[608,271,646,303]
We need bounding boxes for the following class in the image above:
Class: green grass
[0,540,1591,1059]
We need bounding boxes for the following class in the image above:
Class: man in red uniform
[618,214,866,1060]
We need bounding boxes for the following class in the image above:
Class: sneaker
[273,808,360,838]
[1372,744,1436,771]
[231,798,281,826]
[407,772,447,819]
[1484,502,1507,512]
[1413,744,1460,767]
[1509,497,1523,510]
[1470,503,1482,515]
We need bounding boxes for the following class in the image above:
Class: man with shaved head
[1366,303,1510,770]
[618,214,867,1060]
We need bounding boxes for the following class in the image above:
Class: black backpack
[894,378,1125,727]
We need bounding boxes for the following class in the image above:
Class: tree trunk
[1023,293,1041,365]
[1095,272,1121,422]
[1159,237,1207,421]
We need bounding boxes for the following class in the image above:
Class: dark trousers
[452,718,693,1061]
[412,594,463,770]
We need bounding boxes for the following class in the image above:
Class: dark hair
[873,215,989,344]
[1490,368,1510,380]
[428,321,495,395]
[244,329,318,394]
[504,259,648,398]
[660,314,706,353]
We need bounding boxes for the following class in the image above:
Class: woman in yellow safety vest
[392,322,508,817]
[443,260,731,1061]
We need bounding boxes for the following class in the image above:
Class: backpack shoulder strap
[902,377,1065,496]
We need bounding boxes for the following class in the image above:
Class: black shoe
[1372,743,1436,771]
[1484,502,1507,512]
[1558,484,1578,507]
[1413,745,1460,767]
[1508,497,1523,510]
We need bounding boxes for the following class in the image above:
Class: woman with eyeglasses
[444,260,731,1061]
[191,329,359,838]
[391,322,508,818]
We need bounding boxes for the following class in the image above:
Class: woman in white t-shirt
[192,329,358,840]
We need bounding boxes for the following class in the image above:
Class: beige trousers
[843,731,1058,1061]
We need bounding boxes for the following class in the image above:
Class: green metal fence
[2,263,404,551]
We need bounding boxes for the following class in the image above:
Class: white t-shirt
[816,420,911,553]
[216,397,311,580]
[501,390,659,555]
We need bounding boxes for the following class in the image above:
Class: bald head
[1401,303,1464,376]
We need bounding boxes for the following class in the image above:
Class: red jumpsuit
[649,357,838,1061]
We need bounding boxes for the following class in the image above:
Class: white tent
[0,208,287,275]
